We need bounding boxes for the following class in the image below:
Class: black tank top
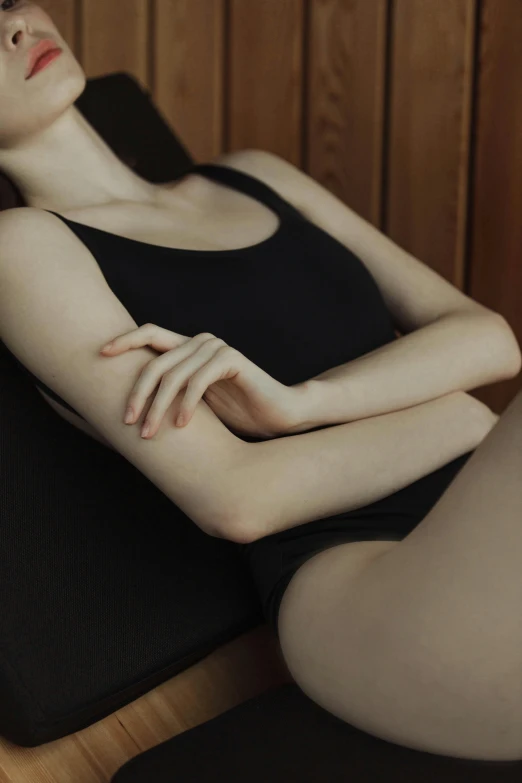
[5,163,397,436]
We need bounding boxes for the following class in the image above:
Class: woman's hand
[99,324,304,440]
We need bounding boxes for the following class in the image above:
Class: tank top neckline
[44,162,297,258]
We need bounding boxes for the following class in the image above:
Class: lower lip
[28,48,62,79]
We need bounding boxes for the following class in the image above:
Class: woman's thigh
[276,393,522,761]
[277,536,400,653]
[276,534,522,762]
[276,537,401,723]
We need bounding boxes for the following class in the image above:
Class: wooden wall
[0,4,521,780]
[33,0,521,412]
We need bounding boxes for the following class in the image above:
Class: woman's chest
[60,188,281,254]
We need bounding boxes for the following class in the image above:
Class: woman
[1,1,522,763]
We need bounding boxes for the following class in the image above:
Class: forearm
[288,311,521,433]
[235,391,494,542]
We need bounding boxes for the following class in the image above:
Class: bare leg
[279,387,522,761]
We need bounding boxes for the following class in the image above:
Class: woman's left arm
[288,310,521,434]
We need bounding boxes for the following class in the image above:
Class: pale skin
[2,1,522,764]
[0,1,298,448]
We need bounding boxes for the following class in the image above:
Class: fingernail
[141,422,150,438]
[101,341,114,352]
[124,407,134,424]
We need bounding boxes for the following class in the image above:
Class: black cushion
[0,72,263,747]
[111,683,522,782]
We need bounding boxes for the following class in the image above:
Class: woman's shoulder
[0,205,86,249]
[0,205,61,239]
[0,208,51,273]
[0,205,102,293]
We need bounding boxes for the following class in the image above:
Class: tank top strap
[188,162,306,223]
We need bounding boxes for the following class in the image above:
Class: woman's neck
[0,103,162,213]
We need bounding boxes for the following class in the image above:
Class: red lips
[26,39,62,80]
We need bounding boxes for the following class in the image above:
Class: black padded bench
[111,683,521,782]
[1,72,520,781]
[0,72,263,748]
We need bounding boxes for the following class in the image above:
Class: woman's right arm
[0,208,248,541]
[234,391,496,542]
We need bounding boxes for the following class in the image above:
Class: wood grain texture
[0,627,292,783]
[306,0,388,224]
[386,0,476,287]
[227,0,305,164]
[37,0,77,50]
[81,0,150,88]
[467,0,522,410]
[154,0,226,162]
[0,1,520,778]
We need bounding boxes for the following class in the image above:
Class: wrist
[285,379,339,434]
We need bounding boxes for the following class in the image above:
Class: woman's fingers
[100,324,184,354]
[121,339,213,422]
[134,341,228,438]
[125,351,188,422]
[100,327,237,438]
[144,371,208,438]
[175,349,236,429]
[139,374,189,438]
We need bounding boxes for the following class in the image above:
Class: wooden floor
[0,624,293,783]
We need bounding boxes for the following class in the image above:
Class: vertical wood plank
[386,0,476,286]
[2,3,521,780]
[37,0,77,53]
[81,0,150,88]
[155,0,226,162]
[306,0,388,224]
[468,0,522,410]
[227,0,305,165]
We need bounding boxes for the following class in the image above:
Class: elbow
[189,502,251,543]
[211,446,265,544]
[217,512,260,545]
[509,336,522,377]
[212,501,262,545]
[488,314,522,378]
[509,352,522,379]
